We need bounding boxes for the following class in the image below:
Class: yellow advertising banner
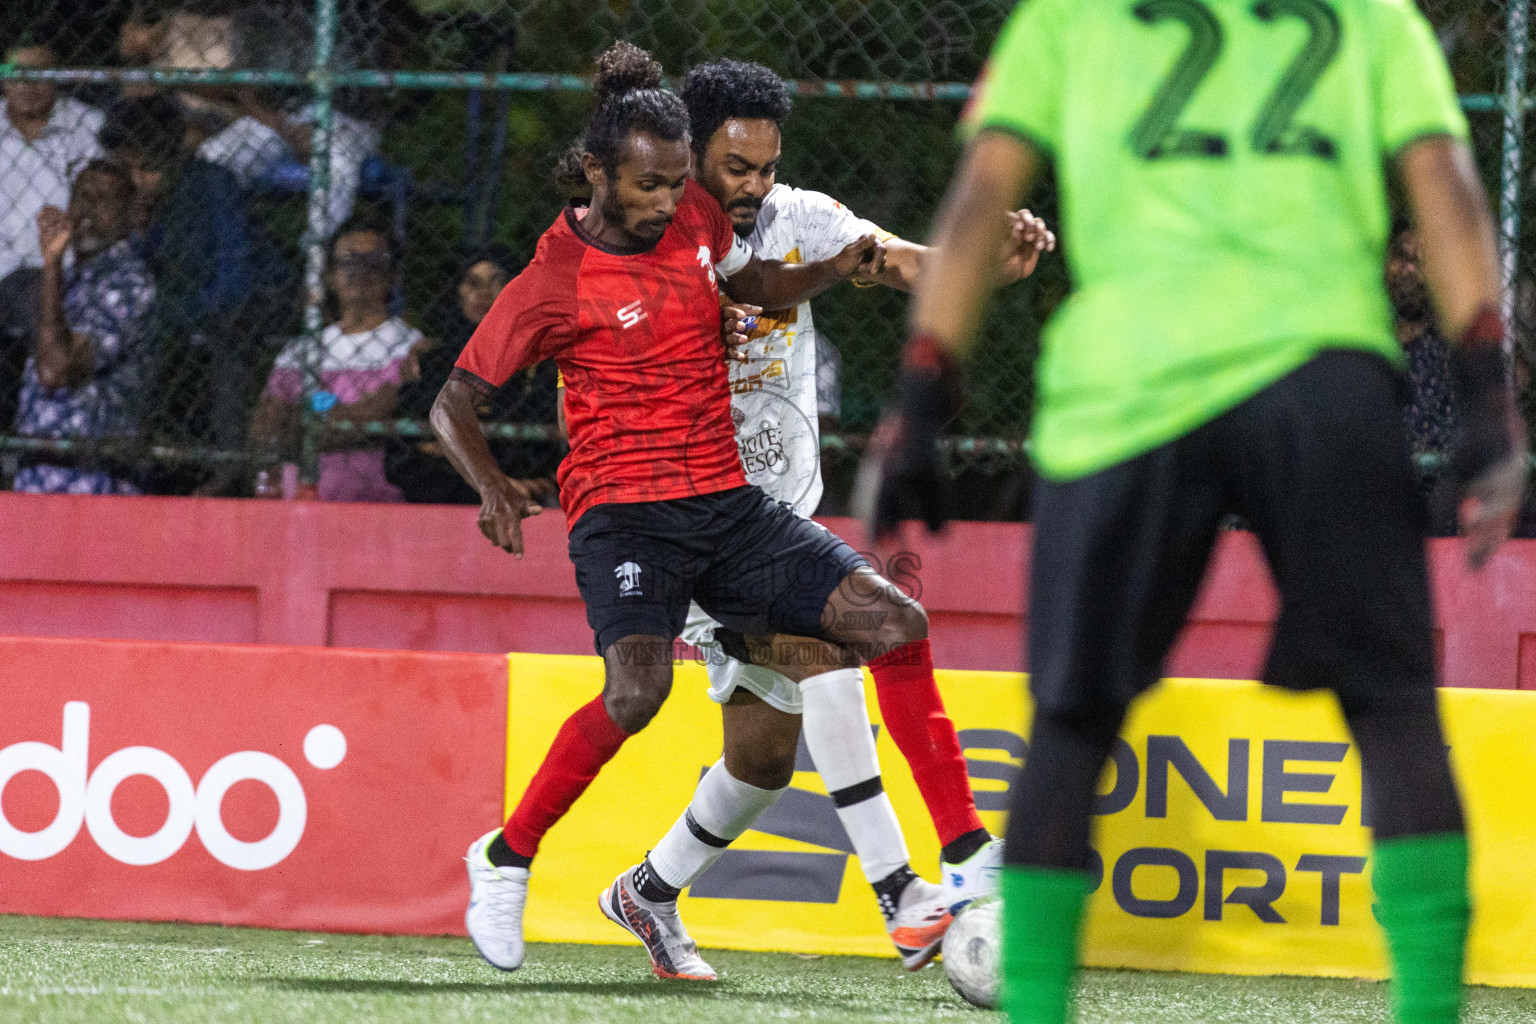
[506,654,1536,985]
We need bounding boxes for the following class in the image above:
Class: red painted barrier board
[0,637,506,935]
[0,494,1531,687]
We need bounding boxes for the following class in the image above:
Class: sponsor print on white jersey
[732,184,887,517]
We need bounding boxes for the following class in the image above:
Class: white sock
[801,668,911,884]
[648,759,785,890]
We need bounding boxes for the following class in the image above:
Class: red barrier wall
[0,637,506,934]
[0,492,1529,688]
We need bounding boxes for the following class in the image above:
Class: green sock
[1001,866,1092,1024]
[1372,832,1470,1024]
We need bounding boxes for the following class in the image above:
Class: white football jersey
[729,183,889,516]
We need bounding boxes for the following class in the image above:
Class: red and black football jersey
[454,179,754,527]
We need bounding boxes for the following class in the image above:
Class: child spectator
[253,216,418,501]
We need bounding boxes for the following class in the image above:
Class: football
[942,896,1002,1009]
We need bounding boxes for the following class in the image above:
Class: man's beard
[602,190,670,244]
[729,197,762,238]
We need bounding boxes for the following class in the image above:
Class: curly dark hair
[679,59,792,157]
[98,95,187,161]
[582,41,690,176]
[551,139,592,200]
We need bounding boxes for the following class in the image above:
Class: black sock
[486,832,532,869]
[1004,709,1124,869]
[872,864,918,922]
[941,827,992,867]
[634,858,682,904]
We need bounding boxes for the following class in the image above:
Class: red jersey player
[431,43,939,978]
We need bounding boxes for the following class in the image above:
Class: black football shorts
[1028,349,1438,720]
[567,485,868,655]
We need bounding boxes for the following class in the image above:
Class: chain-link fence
[0,0,1526,519]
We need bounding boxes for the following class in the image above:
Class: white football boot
[882,876,954,970]
[599,866,718,981]
[464,829,530,971]
[941,836,1003,913]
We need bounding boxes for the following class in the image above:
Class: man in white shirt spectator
[0,40,105,429]
[0,41,104,286]
[198,87,380,237]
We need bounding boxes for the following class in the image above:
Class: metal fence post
[298,0,339,492]
[1501,0,1530,353]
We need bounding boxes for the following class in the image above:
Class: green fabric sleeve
[962,0,1065,152]
[1371,0,1469,155]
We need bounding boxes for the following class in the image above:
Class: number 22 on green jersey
[1131,0,1341,161]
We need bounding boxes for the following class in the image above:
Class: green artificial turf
[1,915,1533,1023]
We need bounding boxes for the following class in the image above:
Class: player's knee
[877,592,928,650]
[725,742,797,791]
[602,668,672,734]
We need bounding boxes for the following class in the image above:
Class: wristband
[1450,306,1510,407]
[902,333,958,375]
[898,334,964,426]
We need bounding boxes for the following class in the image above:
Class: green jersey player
[861,1,1526,1022]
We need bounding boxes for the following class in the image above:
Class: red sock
[502,696,631,859]
[868,637,984,846]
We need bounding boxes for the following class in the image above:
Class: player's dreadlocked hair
[679,59,793,158]
[580,41,690,176]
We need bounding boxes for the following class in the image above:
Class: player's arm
[1398,136,1527,568]
[854,130,1040,539]
[431,375,543,558]
[722,237,885,310]
[854,209,1054,293]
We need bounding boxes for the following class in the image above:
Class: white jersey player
[677,182,894,710]
[587,58,1053,981]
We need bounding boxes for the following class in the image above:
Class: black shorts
[568,485,868,655]
[1028,349,1437,720]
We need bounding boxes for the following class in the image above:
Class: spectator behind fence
[385,245,561,504]
[14,160,154,495]
[198,86,381,236]
[100,94,295,492]
[0,41,105,425]
[253,217,420,502]
[1387,221,1459,535]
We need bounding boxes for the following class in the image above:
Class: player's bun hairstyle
[679,59,792,157]
[581,41,690,175]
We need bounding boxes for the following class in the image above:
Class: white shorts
[681,601,803,715]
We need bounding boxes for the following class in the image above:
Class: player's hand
[831,234,887,280]
[478,476,543,558]
[1447,308,1529,570]
[999,209,1055,282]
[720,297,762,363]
[852,335,961,542]
[36,206,71,265]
